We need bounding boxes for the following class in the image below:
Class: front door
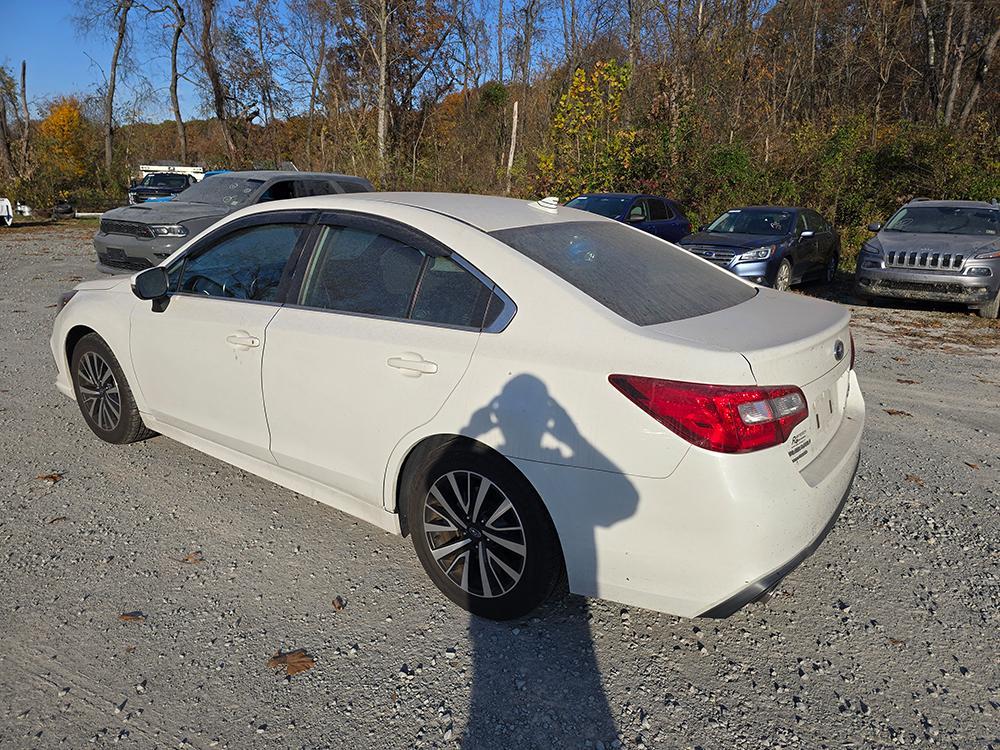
[129,220,310,461]
[262,215,495,506]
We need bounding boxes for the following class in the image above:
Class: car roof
[573,192,675,200]
[727,205,802,212]
[217,170,370,183]
[902,199,998,209]
[336,192,609,232]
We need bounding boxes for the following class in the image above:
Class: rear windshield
[142,174,188,189]
[491,221,756,326]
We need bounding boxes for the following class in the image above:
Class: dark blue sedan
[565,193,692,242]
[678,206,840,290]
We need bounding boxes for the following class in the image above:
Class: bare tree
[167,0,189,161]
[197,0,238,161]
[105,0,134,170]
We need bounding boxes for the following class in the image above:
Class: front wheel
[773,259,792,291]
[405,444,563,620]
[824,254,838,283]
[71,333,155,444]
[977,291,999,319]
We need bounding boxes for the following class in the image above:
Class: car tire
[774,259,793,291]
[824,254,838,284]
[977,292,999,319]
[1,214,11,227]
[70,333,156,444]
[405,441,563,620]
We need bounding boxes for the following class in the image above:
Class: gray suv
[94,170,373,273]
[855,199,1000,318]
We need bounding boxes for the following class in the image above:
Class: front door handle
[226,332,261,348]
[387,353,438,376]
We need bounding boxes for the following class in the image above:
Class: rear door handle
[387,353,438,376]
[226,332,261,348]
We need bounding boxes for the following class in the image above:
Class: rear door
[794,212,819,276]
[261,212,498,506]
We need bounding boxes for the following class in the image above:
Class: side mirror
[698,224,708,232]
[132,266,168,301]
[799,230,815,238]
[867,222,882,232]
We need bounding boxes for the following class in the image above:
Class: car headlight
[735,245,775,262]
[861,242,882,256]
[974,247,1000,259]
[149,224,188,237]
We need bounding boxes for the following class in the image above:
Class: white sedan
[50,193,865,620]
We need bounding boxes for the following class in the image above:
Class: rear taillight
[609,375,809,454]
[849,330,855,370]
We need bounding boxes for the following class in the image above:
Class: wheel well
[65,325,97,367]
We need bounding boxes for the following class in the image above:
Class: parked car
[0,197,12,227]
[94,170,374,273]
[144,170,232,203]
[679,206,840,290]
[53,192,864,620]
[565,193,692,242]
[128,172,198,204]
[854,199,1000,318]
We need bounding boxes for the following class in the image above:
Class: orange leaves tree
[37,97,90,187]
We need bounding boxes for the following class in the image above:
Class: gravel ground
[1,225,998,749]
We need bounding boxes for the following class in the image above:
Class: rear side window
[491,221,756,326]
[647,199,668,221]
[412,256,493,328]
[337,180,371,194]
[295,180,337,197]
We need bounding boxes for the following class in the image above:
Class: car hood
[102,200,229,224]
[680,231,789,249]
[874,231,998,254]
[75,274,133,291]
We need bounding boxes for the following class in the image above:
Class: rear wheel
[405,443,563,620]
[977,291,999,319]
[774,259,792,291]
[824,254,838,283]
[71,333,155,444]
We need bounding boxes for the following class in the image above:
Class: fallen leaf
[332,595,347,611]
[125,646,136,653]
[964,462,979,470]
[883,409,912,417]
[888,637,905,648]
[47,516,68,525]
[268,649,315,677]
[119,611,146,623]
[36,473,63,484]
[905,474,925,487]
[896,379,919,385]
[177,550,205,564]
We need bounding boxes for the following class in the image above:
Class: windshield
[141,173,189,189]
[175,176,265,207]
[884,206,998,236]
[706,208,794,235]
[565,195,631,219]
[491,221,755,326]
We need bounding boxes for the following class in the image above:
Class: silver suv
[855,199,1000,318]
[94,170,373,273]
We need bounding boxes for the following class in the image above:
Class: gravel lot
[1,224,998,749]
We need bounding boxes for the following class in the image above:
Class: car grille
[97,248,152,271]
[100,219,155,238]
[885,249,964,271]
[684,245,736,266]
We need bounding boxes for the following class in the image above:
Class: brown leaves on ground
[332,595,347,611]
[964,462,979,470]
[47,516,68,525]
[905,474,925,487]
[268,649,316,677]
[888,637,906,648]
[177,550,205,565]
[896,378,919,385]
[884,409,913,417]
[119,611,146,623]
[36,473,63,484]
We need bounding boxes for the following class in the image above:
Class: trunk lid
[645,288,852,465]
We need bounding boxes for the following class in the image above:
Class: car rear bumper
[93,233,181,274]
[515,369,865,618]
[855,265,998,305]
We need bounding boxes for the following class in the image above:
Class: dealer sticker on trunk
[788,430,811,463]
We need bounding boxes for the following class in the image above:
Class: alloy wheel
[77,351,122,431]
[423,470,527,598]
[775,262,791,291]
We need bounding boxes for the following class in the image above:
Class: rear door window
[295,180,338,197]
[411,256,493,328]
[491,221,756,326]
[647,199,669,221]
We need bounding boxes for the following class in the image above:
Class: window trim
[281,209,517,333]
[165,209,316,306]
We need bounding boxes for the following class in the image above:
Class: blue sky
[0,0,199,121]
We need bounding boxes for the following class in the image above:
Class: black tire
[977,291,999,319]
[824,253,839,283]
[404,442,563,620]
[70,333,155,444]
[773,259,793,291]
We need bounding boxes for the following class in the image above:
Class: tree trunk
[505,100,518,195]
[18,61,29,176]
[942,0,970,124]
[169,0,187,163]
[496,0,504,82]
[0,94,15,178]
[376,0,389,185]
[104,0,132,172]
[305,28,327,171]
[200,0,237,162]
[958,24,1000,127]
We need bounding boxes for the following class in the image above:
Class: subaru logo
[833,340,845,361]
[703,251,715,258]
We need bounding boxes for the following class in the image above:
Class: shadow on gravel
[460,374,638,747]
